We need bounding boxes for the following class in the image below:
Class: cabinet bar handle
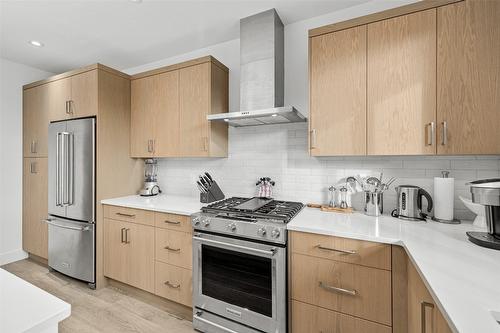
[425,122,435,146]
[125,228,130,243]
[164,220,180,225]
[116,212,135,218]
[30,162,37,174]
[421,301,434,333]
[30,140,37,153]
[310,129,317,149]
[441,121,447,146]
[164,281,180,289]
[65,101,69,114]
[68,100,74,114]
[319,281,357,296]
[121,228,126,243]
[164,245,181,252]
[316,244,356,255]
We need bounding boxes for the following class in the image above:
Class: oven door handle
[193,235,277,257]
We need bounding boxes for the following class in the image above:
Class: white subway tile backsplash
[156,123,500,219]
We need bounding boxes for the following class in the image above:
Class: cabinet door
[437,0,500,154]
[48,77,71,121]
[408,261,452,333]
[179,63,210,157]
[126,222,155,293]
[131,76,157,157]
[70,70,98,118]
[22,158,48,259]
[103,218,129,283]
[23,84,49,157]
[367,9,436,155]
[310,25,367,156]
[155,70,180,157]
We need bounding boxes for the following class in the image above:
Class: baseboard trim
[0,249,28,266]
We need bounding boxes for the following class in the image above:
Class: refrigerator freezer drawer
[47,217,95,284]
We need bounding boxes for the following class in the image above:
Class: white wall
[0,58,52,265]
[124,0,498,221]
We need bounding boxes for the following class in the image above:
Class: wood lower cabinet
[309,25,367,156]
[292,300,391,333]
[408,259,452,333]
[155,261,192,307]
[23,84,49,157]
[103,218,155,293]
[437,0,500,154]
[367,9,437,155]
[48,70,98,121]
[22,158,48,259]
[130,56,228,158]
[155,228,192,269]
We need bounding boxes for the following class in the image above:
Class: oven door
[193,232,286,333]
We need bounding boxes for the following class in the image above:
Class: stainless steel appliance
[139,158,161,196]
[46,118,96,288]
[391,185,433,221]
[191,197,304,333]
[466,179,500,250]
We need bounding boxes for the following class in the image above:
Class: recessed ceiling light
[29,40,44,47]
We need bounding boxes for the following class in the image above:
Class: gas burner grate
[202,197,304,223]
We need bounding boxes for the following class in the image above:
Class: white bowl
[459,196,486,228]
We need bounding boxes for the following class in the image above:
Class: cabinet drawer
[292,300,391,333]
[291,231,391,270]
[155,261,192,307]
[154,212,191,233]
[291,253,391,325]
[155,228,192,269]
[104,205,154,226]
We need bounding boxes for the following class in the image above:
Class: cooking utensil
[204,172,214,184]
[199,176,210,189]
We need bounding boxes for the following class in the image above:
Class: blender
[139,159,161,196]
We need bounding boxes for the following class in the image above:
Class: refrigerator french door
[47,118,95,287]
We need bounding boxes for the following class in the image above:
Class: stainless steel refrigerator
[46,117,96,288]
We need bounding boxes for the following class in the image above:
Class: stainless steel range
[191,197,304,333]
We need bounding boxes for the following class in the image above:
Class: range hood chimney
[208,9,307,127]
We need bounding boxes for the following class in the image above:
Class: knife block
[200,180,225,203]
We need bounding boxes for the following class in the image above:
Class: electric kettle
[392,185,433,221]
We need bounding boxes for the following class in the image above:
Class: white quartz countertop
[101,194,203,216]
[288,208,500,333]
[0,268,71,333]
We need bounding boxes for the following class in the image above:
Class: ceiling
[0,0,370,74]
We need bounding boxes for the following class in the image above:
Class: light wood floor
[2,259,196,333]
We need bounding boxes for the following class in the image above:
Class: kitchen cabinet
[155,261,192,307]
[48,69,98,121]
[23,84,49,157]
[367,9,437,155]
[437,0,500,154]
[103,218,155,293]
[130,56,228,158]
[309,25,366,156]
[22,158,48,259]
[407,258,452,333]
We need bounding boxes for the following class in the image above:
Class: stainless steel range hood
[208,9,307,127]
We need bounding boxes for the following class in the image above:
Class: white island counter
[0,268,71,333]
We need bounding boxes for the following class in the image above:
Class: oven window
[201,244,272,317]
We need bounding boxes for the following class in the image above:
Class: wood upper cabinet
[104,218,155,293]
[23,84,49,157]
[309,25,367,156]
[130,56,228,158]
[408,259,452,333]
[437,0,500,154]
[22,158,48,259]
[48,70,98,121]
[367,9,437,155]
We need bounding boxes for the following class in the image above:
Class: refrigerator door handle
[61,132,71,207]
[67,132,74,206]
[56,132,63,206]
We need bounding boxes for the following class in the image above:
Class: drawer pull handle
[316,245,356,255]
[421,301,434,333]
[116,212,136,218]
[319,281,357,296]
[121,228,126,243]
[164,245,181,252]
[164,220,181,225]
[164,281,180,289]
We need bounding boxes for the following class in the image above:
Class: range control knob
[193,217,201,226]
[257,228,267,237]
[227,223,237,232]
[271,228,281,238]
[203,218,211,227]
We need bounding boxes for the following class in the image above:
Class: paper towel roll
[434,177,454,220]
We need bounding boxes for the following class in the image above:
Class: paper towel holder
[432,170,461,224]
